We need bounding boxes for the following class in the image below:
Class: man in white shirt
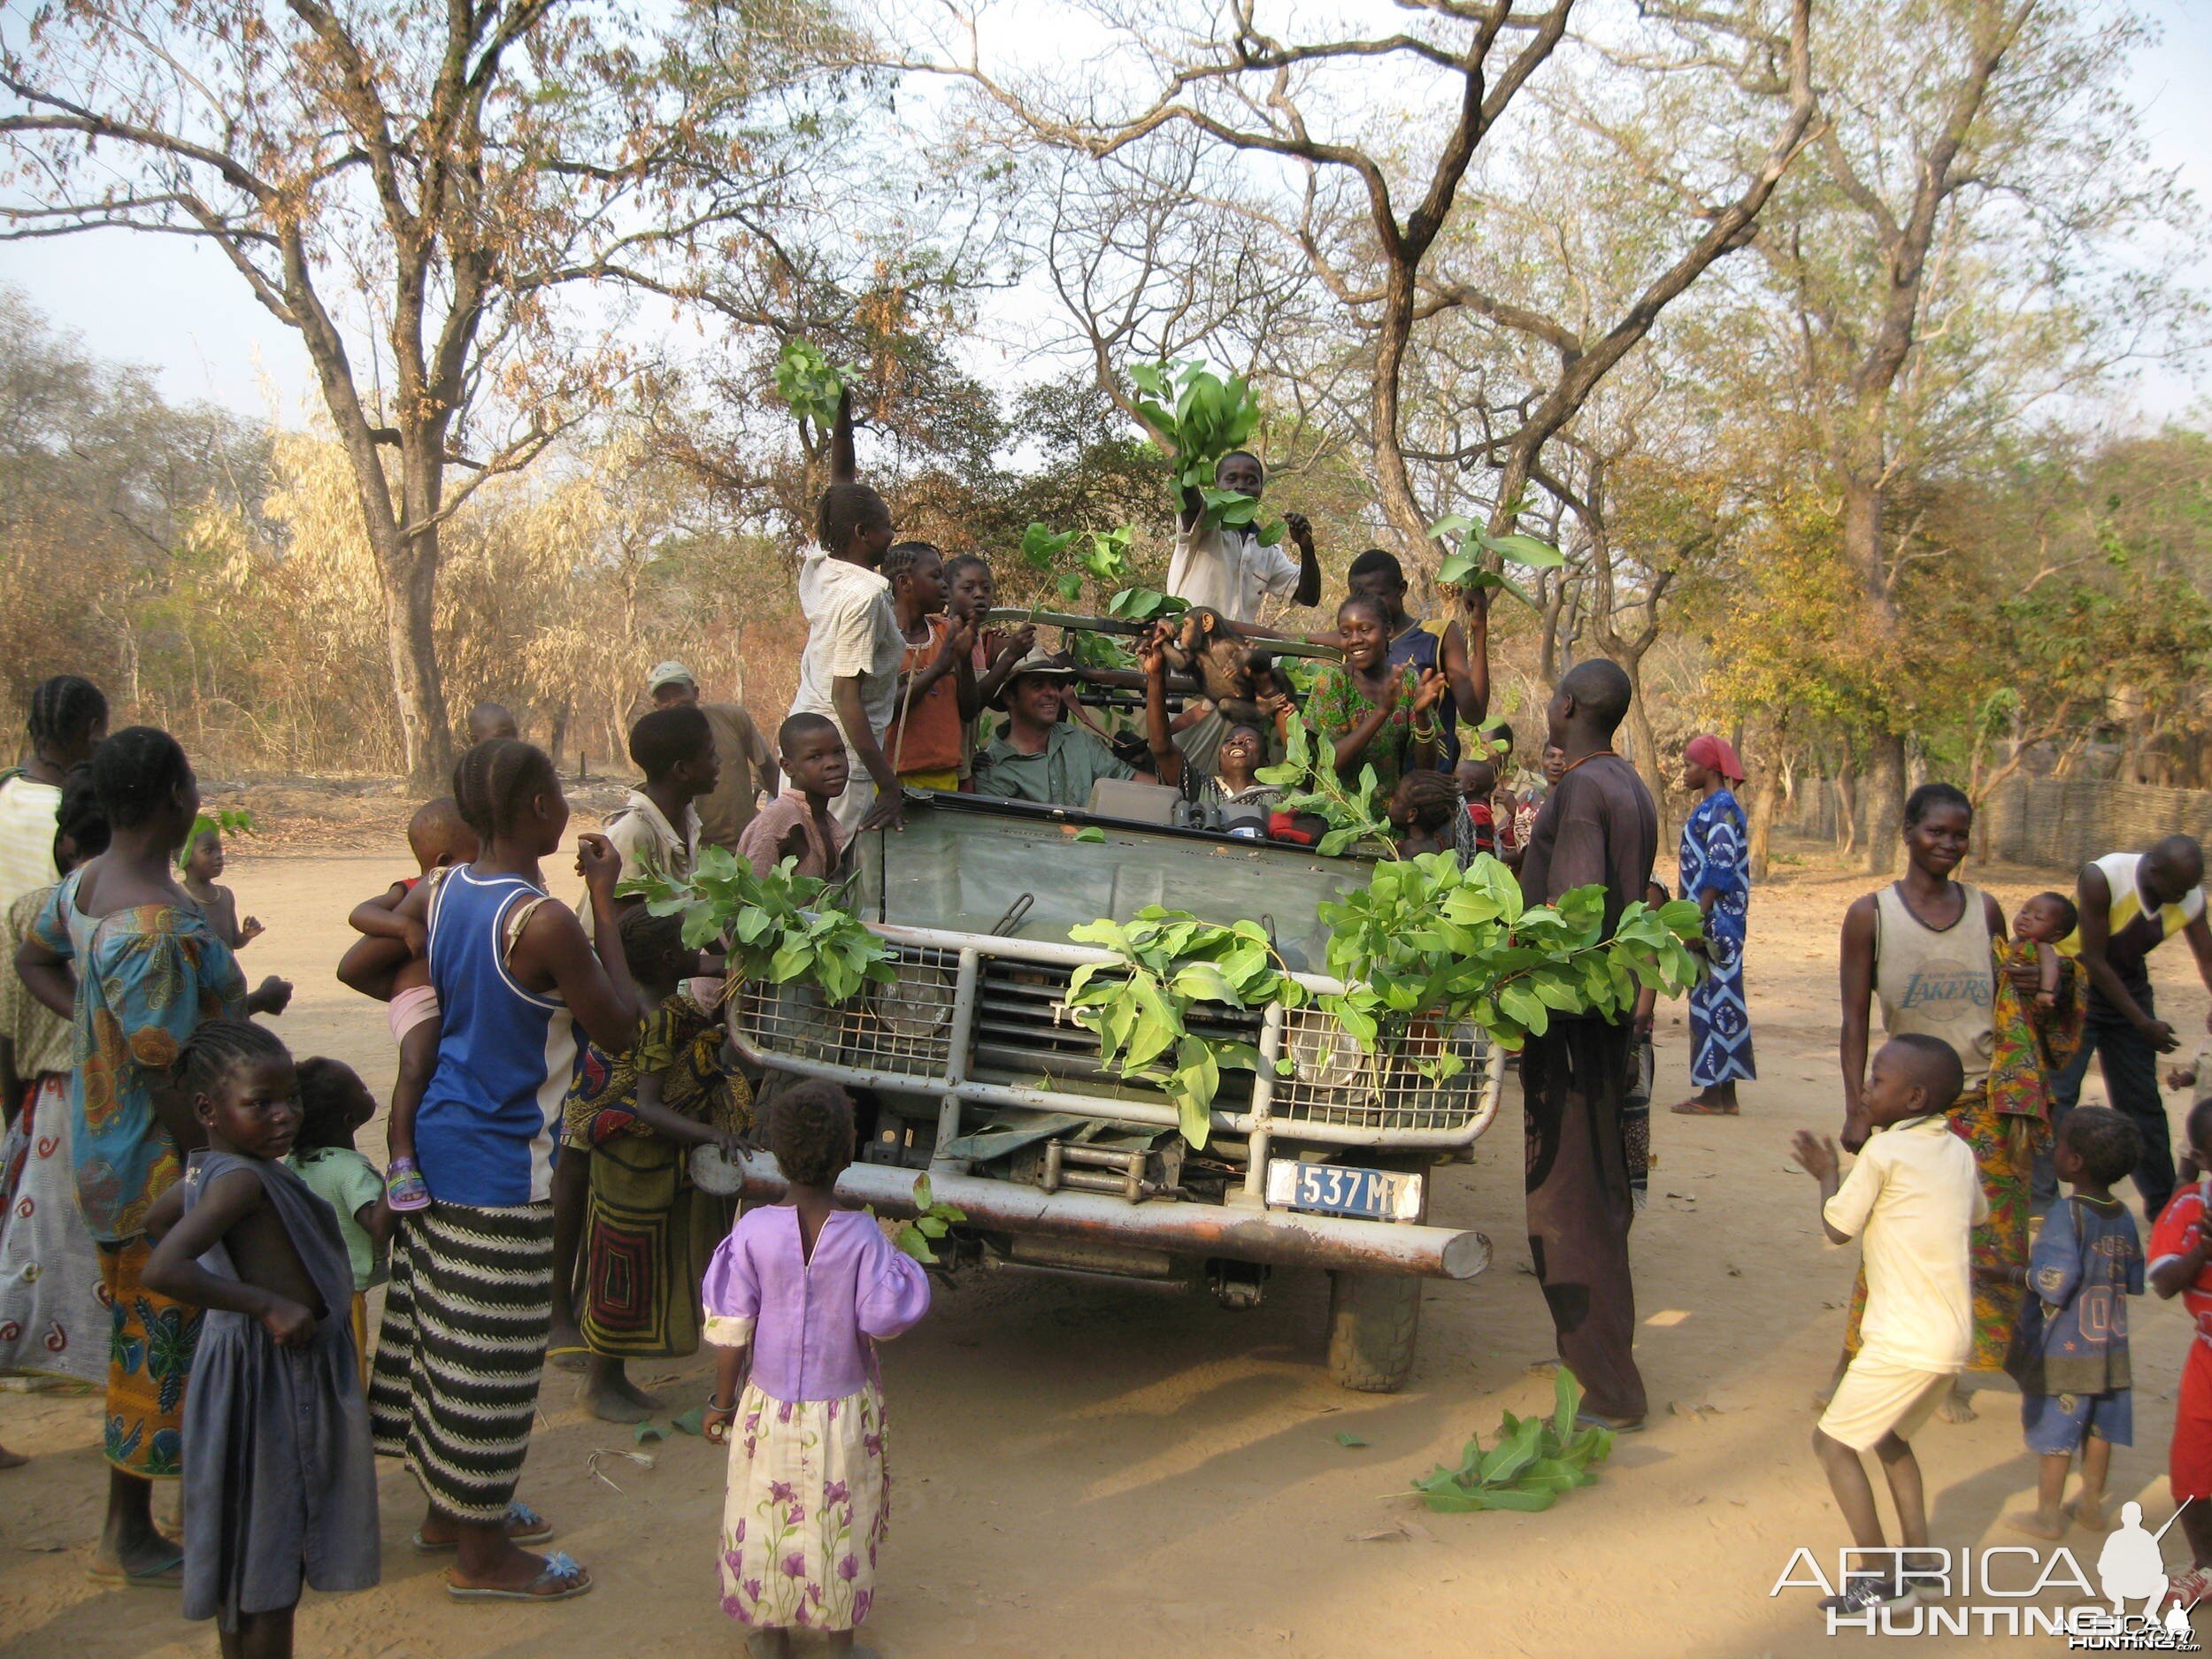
[1166,450,1322,626]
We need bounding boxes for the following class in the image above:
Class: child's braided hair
[1394,770,1459,830]
[816,483,890,557]
[451,738,558,842]
[294,1056,367,1149]
[881,540,941,589]
[27,675,107,763]
[90,726,190,831]
[53,763,109,872]
[618,903,694,984]
[767,1079,855,1187]
[171,1018,290,1102]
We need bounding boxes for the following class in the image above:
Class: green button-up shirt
[972,723,1138,808]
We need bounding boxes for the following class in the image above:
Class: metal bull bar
[723,1149,1491,1281]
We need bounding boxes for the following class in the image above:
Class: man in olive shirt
[972,648,1177,808]
[1517,657,1658,1431]
[647,661,778,851]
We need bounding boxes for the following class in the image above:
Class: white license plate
[1265,1159,1423,1222]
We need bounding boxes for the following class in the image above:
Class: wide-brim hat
[995,648,1077,710]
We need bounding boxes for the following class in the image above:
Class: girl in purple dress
[702,1081,930,1652]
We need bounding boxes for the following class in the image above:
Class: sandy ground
[1,833,2205,1659]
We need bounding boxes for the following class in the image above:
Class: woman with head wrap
[1673,734,1755,1115]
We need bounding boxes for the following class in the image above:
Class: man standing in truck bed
[1516,658,1658,1432]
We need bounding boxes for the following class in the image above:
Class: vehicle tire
[1325,1271,1422,1394]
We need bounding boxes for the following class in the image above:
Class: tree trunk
[1747,764,1781,882]
[1862,729,1908,876]
[381,541,452,789]
[1621,651,1667,833]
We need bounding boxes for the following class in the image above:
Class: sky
[3,0,2208,426]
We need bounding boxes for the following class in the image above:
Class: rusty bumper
[724,1150,1490,1281]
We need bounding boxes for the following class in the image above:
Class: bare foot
[748,1632,795,1659]
[547,1317,588,1373]
[579,1364,660,1425]
[2006,1509,2069,1540]
[1936,1384,1978,1424]
[96,1516,185,1580]
[2069,1494,2109,1532]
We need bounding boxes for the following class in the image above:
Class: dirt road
[2,840,2202,1658]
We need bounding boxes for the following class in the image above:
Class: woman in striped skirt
[367,741,649,1601]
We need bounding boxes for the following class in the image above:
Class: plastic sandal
[446,1549,591,1601]
[386,1156,432,1212]
[411,1499,555,1552]
[85,1547,186,1588]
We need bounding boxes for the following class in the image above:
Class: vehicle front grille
[971,959,1261,1107]
[1271,1006,1494,1133]
[733,941,1494,1137]
[733,946,960,1078]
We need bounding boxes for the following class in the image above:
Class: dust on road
[2,838,2199,1659]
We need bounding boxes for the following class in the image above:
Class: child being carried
[334,798,480,1210]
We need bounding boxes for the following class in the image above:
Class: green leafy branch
[1129,358,1284,546]
[1317,852,1705,1070]
[1063,906,1308,1149]
[1060,864,1702,1148]
[1412,1369,1615,1513]
[886,1171,967,1263]
[177,805,256,870]
[1253,711,1395,857]
[622,844,895,1005]
[1014,520,1187,672]
[772,338,856,434]
[1427,511,1565,611]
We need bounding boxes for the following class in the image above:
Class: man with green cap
[647,661,777,851]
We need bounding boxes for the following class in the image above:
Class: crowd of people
[0,420,2205,1653]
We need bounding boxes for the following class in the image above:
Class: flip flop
[446,1549,592,1602]
[546,1343,588,1374]
[85,1548,186,1588]
[1669,1098,1739,1116]
[1576,1410,1646,1434]
[412,1500,555,1552]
